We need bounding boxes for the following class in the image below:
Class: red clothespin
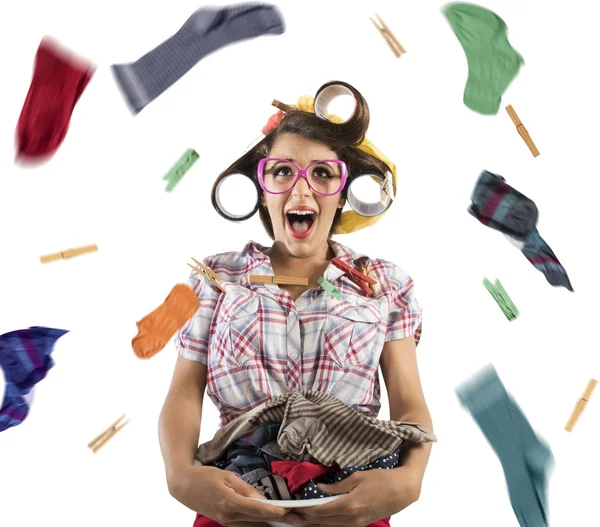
[331,257,377,296]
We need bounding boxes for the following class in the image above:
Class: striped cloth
[468,170,573,291]
[195,390,437,469]
[253,473,293,500]
[111,3,285,114]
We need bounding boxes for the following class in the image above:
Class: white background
[0,0,598,525]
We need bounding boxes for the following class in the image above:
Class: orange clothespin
[505,105,540,157]
[370,14,406,58]
[88,414,130,454]
[249,274,308,286]
[565,379,597,432]
[331,257,377,296]
[188,258,227,293]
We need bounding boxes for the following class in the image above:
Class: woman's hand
[292,466,422,527]
[169,465,306,527]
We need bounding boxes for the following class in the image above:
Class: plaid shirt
[175,240,422,428]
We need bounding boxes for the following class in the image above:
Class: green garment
[442,2,524,115]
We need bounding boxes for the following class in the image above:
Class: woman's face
[260,133,345,257]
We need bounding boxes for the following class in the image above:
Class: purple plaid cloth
[468,170,573,291]
[0,326,69,432]
[0,326,69,389]
[0,382,31,432]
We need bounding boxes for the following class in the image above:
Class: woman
[158,81,434,527]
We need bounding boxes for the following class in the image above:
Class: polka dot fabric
[300,448,401,500]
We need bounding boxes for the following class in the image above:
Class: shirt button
[290,352,298,359]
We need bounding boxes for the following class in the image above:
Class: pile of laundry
[193,390,437,500]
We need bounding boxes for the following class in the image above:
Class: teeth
[288,210,315,215]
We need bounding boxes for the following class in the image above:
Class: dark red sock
[15,36,95,163]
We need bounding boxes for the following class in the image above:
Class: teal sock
[456,365,553,527]
[442,2,524,115]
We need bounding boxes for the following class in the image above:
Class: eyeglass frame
[257,157,348,196]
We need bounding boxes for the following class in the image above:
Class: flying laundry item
[0,326,69,432]
[456,364,554,527]
[468,170,573,291]
[442,2,524,114]
[15,37,95,163]
[111,3,285,114]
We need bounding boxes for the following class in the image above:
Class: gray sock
[111,2,285,114]
[456,365,554,527]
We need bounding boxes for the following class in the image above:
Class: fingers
[280,511,305,524]
[221,499,290,524]
[299,516,351,526]
[227,496,289,520]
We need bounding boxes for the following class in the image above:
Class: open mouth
[286,209,318,239]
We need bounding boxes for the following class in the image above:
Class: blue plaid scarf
[468,170,573,291]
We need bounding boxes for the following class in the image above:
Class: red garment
[261,109,284,135]
[271,460,338,494]
[15,36,95,164]
[193,513,391,527]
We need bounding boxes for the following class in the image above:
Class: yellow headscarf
[291,95,397,235]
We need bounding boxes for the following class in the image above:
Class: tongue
[291,220,311,234]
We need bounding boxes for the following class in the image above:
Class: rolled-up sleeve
[173,267,220,365]
[384,264,423,345]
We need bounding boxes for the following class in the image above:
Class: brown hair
[210,81,392,240]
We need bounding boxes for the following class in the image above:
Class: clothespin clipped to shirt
[331,257,377,296]
[40,244,98,264]
[483,278,519,320]
[317,276,342,300]
[358,262,377,296]
[88,414,130,454]
[505,105,539,157]
[163,148,199,192]
[370,14,406,58]
[188,258,226,293]
[565,378,597,432]
[249,274,308,286]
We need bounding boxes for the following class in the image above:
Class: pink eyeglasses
[257,158,348,196]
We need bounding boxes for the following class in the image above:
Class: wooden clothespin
[505,105,540,157]
[88,414,130,454]
[358,263,377,296]
[565,379,597,432]
[188,258,227,293]
[40,244,98,264]
[370,14,406,58]
[331,257,377,296]
[249,274,308,286]
[271,100,294,113]
[163,148,199,192]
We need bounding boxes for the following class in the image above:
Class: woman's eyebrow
[280,158,327,162]
[274,158,332,164]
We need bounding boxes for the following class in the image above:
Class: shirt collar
[242,239,368,278]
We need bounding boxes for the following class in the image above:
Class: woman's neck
[266,240,335,275]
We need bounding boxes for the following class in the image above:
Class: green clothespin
[318,276,343,300]
[494,279,519,318]
[483,278,519,321]
[163,148,199,192]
